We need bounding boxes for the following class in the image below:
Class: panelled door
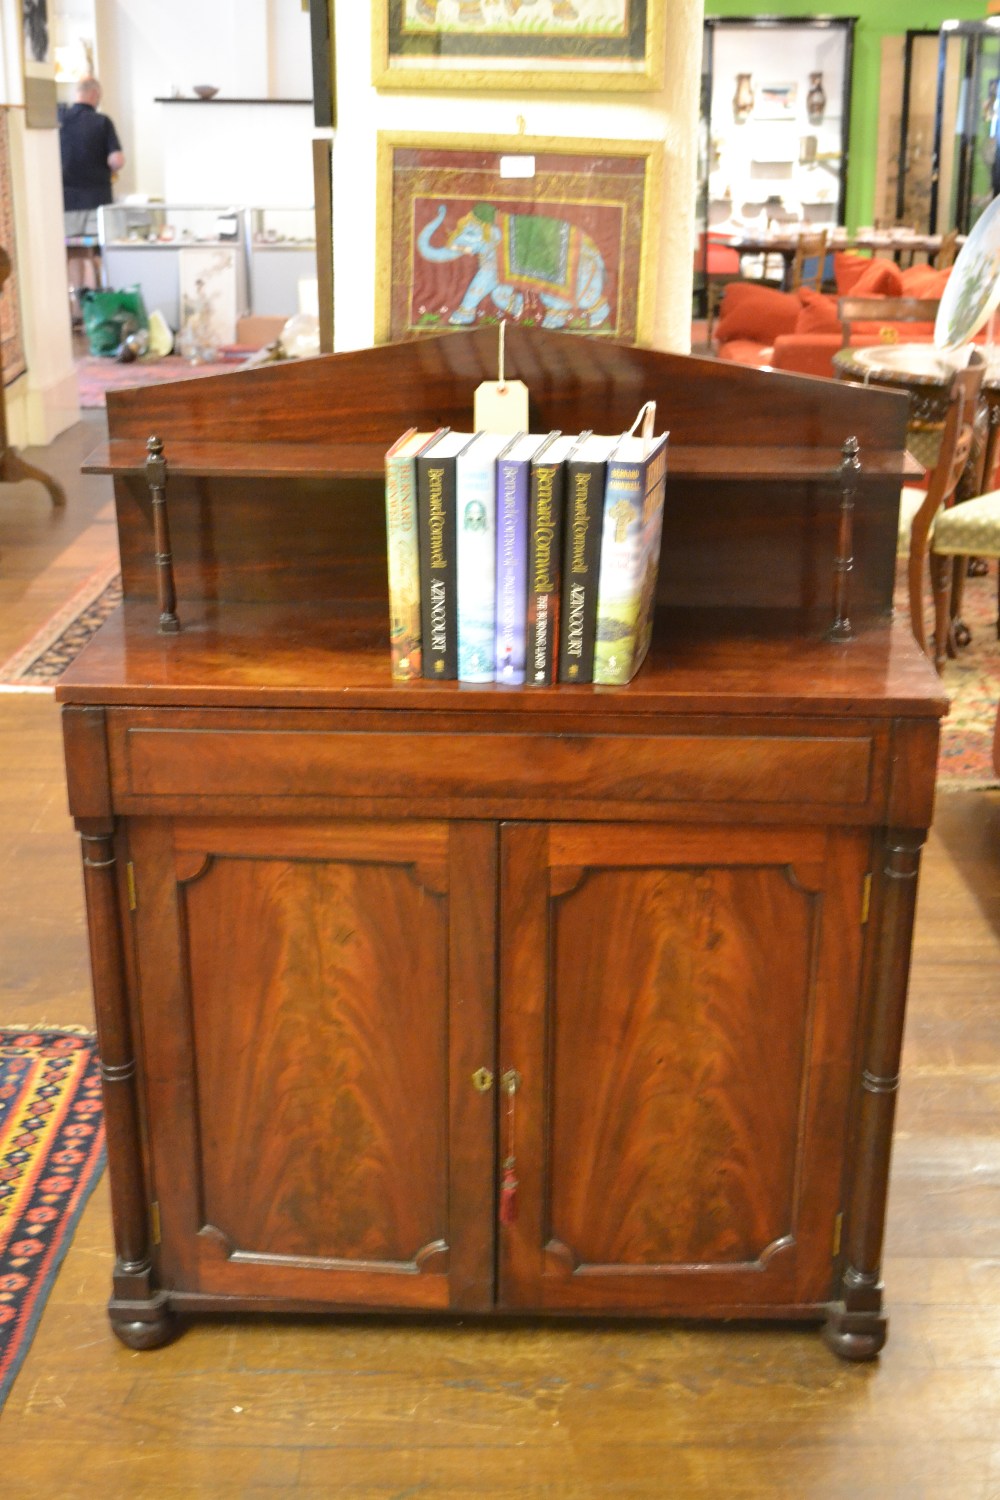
[497,821,869,1315]
[127,816,497,1312]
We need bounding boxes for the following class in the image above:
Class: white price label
[499,156,536,179]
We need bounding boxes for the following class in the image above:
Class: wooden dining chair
[698,231,744,343]
[930,483,1000,670]
[838,296,941,350]
[896,354,985,662]
[935,228,960,269]
[790,230,828,292]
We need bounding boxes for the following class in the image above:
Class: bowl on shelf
[192,85,219,100]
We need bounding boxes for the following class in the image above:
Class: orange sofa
[713,254,952,378]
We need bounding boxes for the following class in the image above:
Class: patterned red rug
[0,1029,105,1410]
[921,563,1000,790]
[75,351,249,409]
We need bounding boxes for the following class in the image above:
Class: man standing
[60,77,124,240]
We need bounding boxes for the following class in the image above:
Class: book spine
[385,451,422,680]
[417,453,458,680]
[557,460,605,684]
[592,454,656,687]
[495,455,530,685]
[525,457,566,686]
[456,455,497,683]
[631,447,668,681]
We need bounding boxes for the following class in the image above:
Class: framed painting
[375,132,662,345]
[22,0,57,128]
[754,81,798,121]
[372,0,666,92]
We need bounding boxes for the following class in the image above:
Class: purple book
[495,434,551,685]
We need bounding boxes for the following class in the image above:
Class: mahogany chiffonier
[58,328,943,1360]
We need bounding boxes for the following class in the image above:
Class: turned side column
[824,827,924,1361]
[63,705,173,1348]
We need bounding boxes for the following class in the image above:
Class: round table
[833,342,997,646]
[833,344,998,495]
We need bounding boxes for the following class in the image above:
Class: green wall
[707,3,989,227]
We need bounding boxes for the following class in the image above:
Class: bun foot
[109,1293,176,1349]
[822,1304,887,1361]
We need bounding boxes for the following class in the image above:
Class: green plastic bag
[79,286,149,356]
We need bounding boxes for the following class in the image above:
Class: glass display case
[875,30,939,233]
[930,20,1000,235]
[244,207,317,320]
[99,204,247,341]
[696,17,854,303]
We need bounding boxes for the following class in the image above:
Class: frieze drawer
[106,718,879,812]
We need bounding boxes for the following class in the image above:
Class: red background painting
[388,147,649,342]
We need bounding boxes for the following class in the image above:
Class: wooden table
[720,230,958,291]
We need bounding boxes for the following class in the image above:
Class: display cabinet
[930,20,1000,235]
[59,328,941,1363]
[99,204,248,338]
[244,207,316,320]
[697,16,854,297]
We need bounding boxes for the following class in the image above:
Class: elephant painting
[415,202,613,331]
[409,0,579,25]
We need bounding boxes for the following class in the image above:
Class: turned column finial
[145,433,180,634]
[829,434,860,643]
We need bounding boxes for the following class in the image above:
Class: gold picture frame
[375,130,662,345]
[372,0,666,92]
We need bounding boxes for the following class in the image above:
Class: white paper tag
[499,156,536,179]
[474,379,530,433]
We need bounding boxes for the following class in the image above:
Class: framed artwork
[309,0,335,129]
[178,247,240,350]
[0,109,26,385]
[375,133,662,345]
[754,81,798,121]
[372,0,666,92]
[22,0,57,128]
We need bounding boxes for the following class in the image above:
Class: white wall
[0,1,78,444]
[90,0,313,203]
[331,0,703,355]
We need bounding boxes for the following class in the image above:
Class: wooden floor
[1,415,999,1497]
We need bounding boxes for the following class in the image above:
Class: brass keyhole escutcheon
[471,1067,494,1093]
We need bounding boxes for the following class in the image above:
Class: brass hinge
[126,861,137,912]
[832,1211,843,1258]
[150,1200,161,1246]
[860,872,872,925]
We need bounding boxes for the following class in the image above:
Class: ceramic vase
[733,73,754,125]
[807,72,826,126]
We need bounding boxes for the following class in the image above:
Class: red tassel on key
[500,1162,518,1224]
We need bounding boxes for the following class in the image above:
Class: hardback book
[525,432,579,686]
[455,431,517,683]
[495,432,554,686]
[384,427,445,680]
[556,433,621,684]
[417,430,476,680]
[592,431,670,686]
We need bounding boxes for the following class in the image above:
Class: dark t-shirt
[60,103,122,210]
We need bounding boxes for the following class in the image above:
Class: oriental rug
[0,1028,105,1411]
[0,560,997,787]
[0,561,121,691]
[75,351,248,409]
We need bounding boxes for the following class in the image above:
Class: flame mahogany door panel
[497,821,869,1315]
[127,815,497,1312]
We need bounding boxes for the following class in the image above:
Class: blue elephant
[416,202,611,330]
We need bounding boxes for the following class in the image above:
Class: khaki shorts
[64,209,99,239]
